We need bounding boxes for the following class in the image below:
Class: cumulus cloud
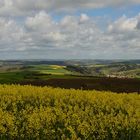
[0,10,140,59]
[25,11,55,31]
[0,0,140,16]
[0,17,36,53]
[106,14,140,58]
[108,15,140,32]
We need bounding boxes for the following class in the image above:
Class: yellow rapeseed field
[0,85,139,140]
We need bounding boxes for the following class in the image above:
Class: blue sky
[52,5,140,22]
[0,0,140,59]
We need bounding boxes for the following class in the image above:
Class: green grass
[0,71,84,84]
[0,72,26,83]
[28,65,73,75]
[89,64,106,68]
[0,64,79,84]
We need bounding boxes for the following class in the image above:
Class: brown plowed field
[18,77,140,93]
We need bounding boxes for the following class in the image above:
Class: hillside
[1,60,140,78]
[66,63,140,78]
[0,85,139,139]
[0,60,140,93]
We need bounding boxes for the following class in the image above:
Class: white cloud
[105,14,140,58]
[80,14,89,23]
[0,17,34,52]
[108,15,138,32]
[25,11,55,31]
[0,11,140,59]
[0,0,140,16]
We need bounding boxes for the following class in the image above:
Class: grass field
[0,85,139,139]
[28,65,74,75]
[0,70,81,84]
[0,64,77,84]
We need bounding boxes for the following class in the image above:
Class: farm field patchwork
[0,61,140,93]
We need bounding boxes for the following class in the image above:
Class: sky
[0,0,140,60]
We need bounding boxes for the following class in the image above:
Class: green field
[29,65,73,75]
[0,64,80,84]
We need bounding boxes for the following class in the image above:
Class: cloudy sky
[0,0,140,59]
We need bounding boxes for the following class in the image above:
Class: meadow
[29,65,73,75]
[0,85,139,140]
